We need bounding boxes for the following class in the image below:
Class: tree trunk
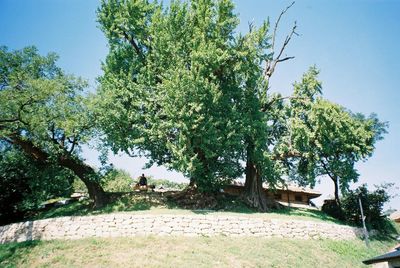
[9,135,108,208]
[189,177,197,188]
[332,175,341,208]
[243,141,268,211]
[58,157,108,208]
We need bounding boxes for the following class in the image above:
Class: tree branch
[0,118,19,124]
[272,1,295,51]
[67,136,77,154]
[265,21,297,80]
[276,56,295,63]
[264,2,297,82]
[122,31,144,60]
[320,159,335,181]
[261,95,308,112]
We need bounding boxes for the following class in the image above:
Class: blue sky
[1,0,399,209]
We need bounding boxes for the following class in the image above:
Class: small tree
[288,89,387,207]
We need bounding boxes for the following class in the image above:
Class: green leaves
[97,0,246,189]
[96,0,386,197]
[285,68,387,196]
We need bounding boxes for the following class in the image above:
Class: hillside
[0,236,396,267]
[1,191,398,267]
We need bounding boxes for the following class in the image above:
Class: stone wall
[0,214,363,244]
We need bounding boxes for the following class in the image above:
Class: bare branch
[274,21,297,63]
[272,1,295,51]
[276,56,295,63]
[265,21,297,80]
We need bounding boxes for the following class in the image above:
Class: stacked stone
[0,213,364,244]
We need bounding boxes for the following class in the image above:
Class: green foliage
[96,0,386,206]
[0,46,107,207]
[102,168,133,192]
[0,143,75,225]
[0,46,91,149]
[281,68,387,201]
[96,0,249,190]
[72,179,88,193]
[341,184,395,232]
[147,177,187,190]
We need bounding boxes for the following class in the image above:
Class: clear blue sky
[1,0,399,209]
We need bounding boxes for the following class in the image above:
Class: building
[390,211,400,223]
[223,182,321,209]
[269,184,321,209]
[363,245,400,268]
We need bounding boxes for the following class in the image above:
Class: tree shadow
[270,207,343,224]
[0,240,41,265]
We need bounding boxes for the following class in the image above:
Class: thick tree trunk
[243,141,268,212]
[9,136,108,208]
[58,157,108,208]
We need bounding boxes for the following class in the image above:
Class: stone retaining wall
[0,214,363,244]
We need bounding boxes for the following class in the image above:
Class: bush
[0,145,75,225]
[100,168,188,192]
[341,184,394,232]
[147,178,187,190]
[102,169,133,192]
[321,200,344,221]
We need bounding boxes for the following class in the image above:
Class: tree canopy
[96,0,250,190]
[95,0,387,210]
[0,46,107,208]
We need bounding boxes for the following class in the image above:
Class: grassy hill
[0,236,396,267]
[1,191,398,267]
[27,191,342,225]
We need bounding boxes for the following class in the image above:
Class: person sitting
[137,173,148,191]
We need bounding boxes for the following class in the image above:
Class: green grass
[26,192,342,225]
[0,236,396,268]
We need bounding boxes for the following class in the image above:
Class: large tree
[96,0,247,190]
[0,46,108,208]
[96,0,386,211]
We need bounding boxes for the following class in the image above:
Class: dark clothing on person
[139,175,147,186]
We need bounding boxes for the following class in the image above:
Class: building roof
[228,181,322,198]
[390,211,400,222]
[263,183,322,198]
[363,247,400,265]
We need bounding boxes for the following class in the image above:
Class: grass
[25,192,342,225]
[0,236,396,267]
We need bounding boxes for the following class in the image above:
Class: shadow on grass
[270,207,343,224]
[0,240,41,265]
[25,191,345,228]
[30,201,92,221]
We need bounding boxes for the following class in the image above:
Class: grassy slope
[2,193,399,267]
[27,192,342,225]
[0,236,396,268]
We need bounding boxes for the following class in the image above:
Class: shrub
[0,144,75,225]
[102,169,133,192]
[341,184,394,232]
